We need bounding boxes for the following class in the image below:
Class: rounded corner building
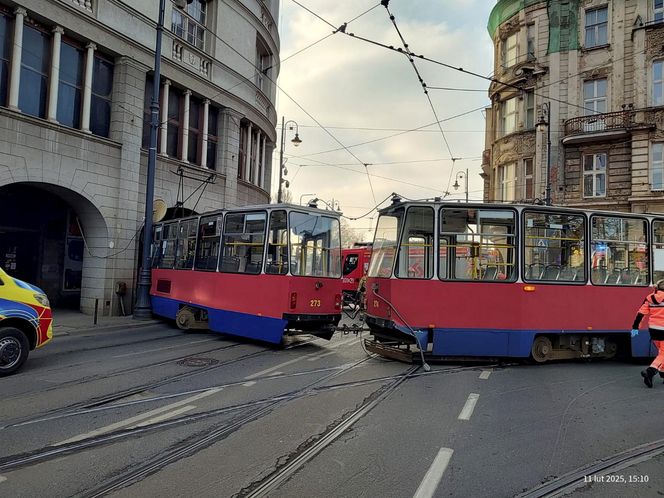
[0,0,280,315]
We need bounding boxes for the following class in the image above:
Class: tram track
[240,364,420,497]
[516,438,664,497]
[1,335,324,429]
[74,354,384,498]
[7,361,494,431]
[0,358,496,495]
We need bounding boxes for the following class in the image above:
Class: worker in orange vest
[631,280,664,388]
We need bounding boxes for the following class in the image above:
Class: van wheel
[0,327,30,376]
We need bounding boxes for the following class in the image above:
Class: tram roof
[377,199,664,219]
[156,202,341,224]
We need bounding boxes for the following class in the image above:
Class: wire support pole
[134,0,165,319]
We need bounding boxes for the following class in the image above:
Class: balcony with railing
[562,109,635,145]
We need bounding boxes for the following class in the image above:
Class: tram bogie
[150,204,343,344]
[364,199,659,363]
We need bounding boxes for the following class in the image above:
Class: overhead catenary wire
[293,105,486,159]
[287,0,626,117]
[380,0,455,195]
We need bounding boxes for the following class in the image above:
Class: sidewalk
[51,309,160,336]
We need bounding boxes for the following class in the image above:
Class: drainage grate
[177,357,219,367]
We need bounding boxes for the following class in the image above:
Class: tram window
[653,220,664,283]
[157,222,178,269]
[195,214,222,271]
[396,206,434,279]
[343,254,360,275]
[591,215,648,286]
[289,212,341,278]
[523,212,585,283]
[266,210,288,275]
[151,224,163,268]
[220,212,267,274]
[174,219,198,269]
[368,211,403,278]
[439,208,516,281]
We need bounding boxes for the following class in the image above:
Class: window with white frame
[171,0,207,50]
[585,7,608,48]
[583,79,607,115]
[656,0,664,22]
[256,36,272,93]
[502,33,518,68]
[523,158,534,200]
[583,153,607,198]
[654,61,664,106]
[496,162,516,201]
[527,24,535,59]
[501,97,517,136]
[652,143,664,190]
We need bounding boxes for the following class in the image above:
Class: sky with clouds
[274,0,496,241]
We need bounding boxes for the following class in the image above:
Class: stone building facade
[483,0,664,215]
[0,0,279,314]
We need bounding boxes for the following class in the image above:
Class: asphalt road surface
[1,317,663,497]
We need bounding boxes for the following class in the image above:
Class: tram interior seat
[245,261,262,274]
[592,267,607,284]
[220,257,241,273]
[541,264,561,280]
[265,262,285,274]
[558,266,578,281]
[604,269,621,284]
[482,266,498,280]
[616,268,641,285]
[526,263,545,280]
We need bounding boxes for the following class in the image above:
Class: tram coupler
[336,323,370,336]
[364,339,414,363]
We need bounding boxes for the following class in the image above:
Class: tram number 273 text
[310,299,321,307]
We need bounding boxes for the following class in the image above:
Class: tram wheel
[176,308,195,330]
[531,336,553,363]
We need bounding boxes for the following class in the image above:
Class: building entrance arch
[0,182,109,313]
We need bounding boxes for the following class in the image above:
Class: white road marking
[56,388,222,445]
[458,393,480,421]
[412,447,454,498]
[479,370,492,380]
[244,337,358,380]
[242,381,257,387]
[112,338,216,358]
[307,350,340,362]
[131,405,196,428]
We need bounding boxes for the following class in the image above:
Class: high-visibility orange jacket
[633,290,664,340]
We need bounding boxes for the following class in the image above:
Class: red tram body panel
[150,204,342,344]
[365,200,659,361]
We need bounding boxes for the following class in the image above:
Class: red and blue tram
[150,204,343,344]
[364,199,660,362]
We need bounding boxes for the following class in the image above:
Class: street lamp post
[277,117,301,203]
[536,102,552,206]
[453,168,469,203]
[134,0,191,319]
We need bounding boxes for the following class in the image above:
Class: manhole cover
[177,357,219,367]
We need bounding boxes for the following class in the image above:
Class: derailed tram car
[364,198,660,363]
[150,204,343,344]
